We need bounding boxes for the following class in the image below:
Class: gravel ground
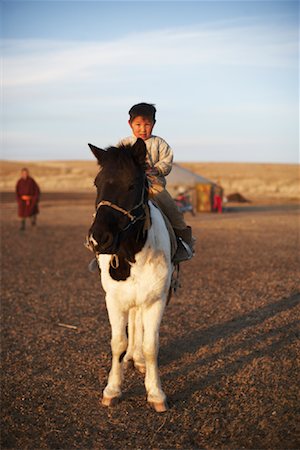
[1,195,300,450]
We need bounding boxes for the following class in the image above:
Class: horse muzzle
[87,231,119,254]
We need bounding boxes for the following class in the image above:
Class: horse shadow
[159,293,300,404]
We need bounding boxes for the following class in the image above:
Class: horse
[87,138,173,412]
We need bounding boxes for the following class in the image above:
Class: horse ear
[88,143,106,164]
[131,138,147,167]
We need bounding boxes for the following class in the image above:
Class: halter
[95,181,147,232]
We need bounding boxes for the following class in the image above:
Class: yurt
[166,163,222,212]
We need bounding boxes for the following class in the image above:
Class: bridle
[86,175,149,267]
[94,179,148,232]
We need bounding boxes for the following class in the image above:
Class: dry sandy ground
[1,194,300,449]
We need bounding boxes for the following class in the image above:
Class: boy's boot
[173,226,195,263]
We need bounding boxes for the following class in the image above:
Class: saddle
[150,201,194,264]
[151,202,178,261]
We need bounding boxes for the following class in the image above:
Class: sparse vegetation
[1,160,299,201]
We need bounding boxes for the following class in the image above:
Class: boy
[118,102,194,262]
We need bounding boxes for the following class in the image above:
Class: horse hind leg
[124,307,146,374]
[123,308,135,369]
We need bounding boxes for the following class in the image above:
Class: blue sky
[1,0,299,162]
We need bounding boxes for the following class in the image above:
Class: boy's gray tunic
[118,135,173,188]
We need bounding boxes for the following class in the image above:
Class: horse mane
[96,144,147,173]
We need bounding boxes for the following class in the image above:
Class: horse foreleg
[142,301,168,412]
[102,302,128,406]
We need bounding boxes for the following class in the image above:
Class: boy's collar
[132,134,154,141]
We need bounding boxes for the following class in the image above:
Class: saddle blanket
[151,201,177,260]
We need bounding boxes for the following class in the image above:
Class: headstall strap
[96,200,135,221]
[94,181,147,234]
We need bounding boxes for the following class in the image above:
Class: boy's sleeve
[154,139,174,176]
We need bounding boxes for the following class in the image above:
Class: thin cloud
[3,19,297,87]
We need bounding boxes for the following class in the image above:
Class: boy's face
[129,116,155,141]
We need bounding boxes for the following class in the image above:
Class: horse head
[87,138,149,259]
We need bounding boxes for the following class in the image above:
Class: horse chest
[99,249,170,309]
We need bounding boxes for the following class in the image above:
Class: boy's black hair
[128,103,156,123]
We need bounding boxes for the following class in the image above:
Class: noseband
[94,182,147,232]
[87,179,149,264]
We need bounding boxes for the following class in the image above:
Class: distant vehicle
[175,191,195,216]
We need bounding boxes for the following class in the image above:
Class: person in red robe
[16,168,40,230]
[213,184,223,213]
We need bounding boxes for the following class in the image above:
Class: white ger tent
[166,163,221,212]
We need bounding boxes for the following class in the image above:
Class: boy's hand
[146,167,159,176]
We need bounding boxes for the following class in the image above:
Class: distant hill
[1,160,299,201]
[180,162,300,200]
[0,160,99,193]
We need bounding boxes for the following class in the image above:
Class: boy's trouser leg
[153,189,187,230]
[152,189,195,261]
[20,219,25,230]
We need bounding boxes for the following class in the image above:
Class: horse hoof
[101,395,121,407]
[149,400,169,413]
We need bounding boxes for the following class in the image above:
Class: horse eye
[128,184,135,191]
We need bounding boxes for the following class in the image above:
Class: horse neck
[117,203,150,263]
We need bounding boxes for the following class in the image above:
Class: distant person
[16,168,40,231]
[213,185,223,213]
[118,102,195,262]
